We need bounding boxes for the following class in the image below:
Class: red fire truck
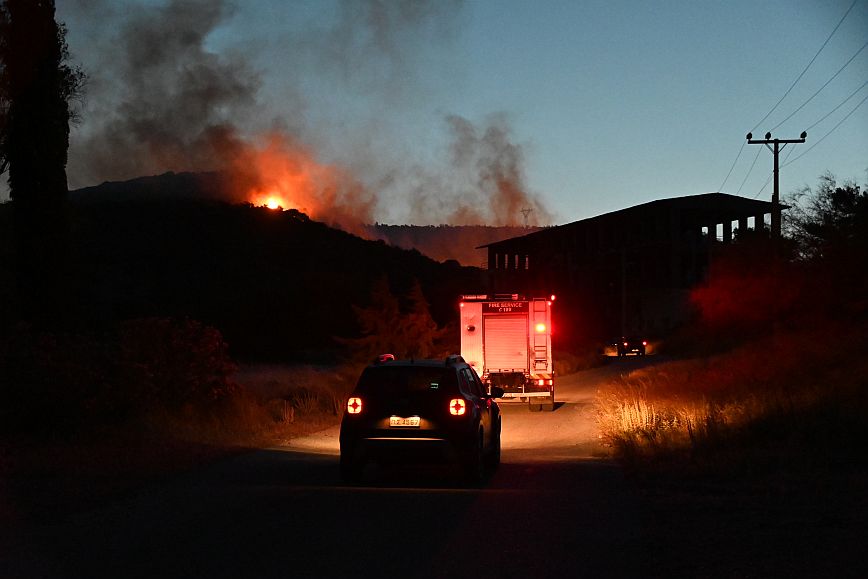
[459,294,555,412]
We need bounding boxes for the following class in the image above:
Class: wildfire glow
[265,197,282,210]
[239,132,375,234]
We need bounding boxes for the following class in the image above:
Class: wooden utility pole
[746,131,806,238]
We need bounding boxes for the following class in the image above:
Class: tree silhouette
[339,277,449,362]
[0,0,84,323]
[0,0,82,197]
[786,172,867,261]
[401,279,447,358]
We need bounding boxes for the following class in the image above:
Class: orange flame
[234,132,375,234]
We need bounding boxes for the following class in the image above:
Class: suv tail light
[449,398,466,416]
[347,397,362,414]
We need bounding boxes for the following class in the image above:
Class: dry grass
[596,321,868,466]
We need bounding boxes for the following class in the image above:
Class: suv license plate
[389,416,420,427]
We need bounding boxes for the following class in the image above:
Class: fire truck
[459,294,555,412]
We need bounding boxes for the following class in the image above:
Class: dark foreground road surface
[6,357,864,578]
[4,410,643,578]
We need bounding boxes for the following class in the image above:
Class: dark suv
[339,355,504,485]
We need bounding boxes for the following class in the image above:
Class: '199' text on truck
[459,294,555,412]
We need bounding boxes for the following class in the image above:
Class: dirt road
[5,358,663,578]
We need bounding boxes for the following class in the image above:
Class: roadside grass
[233,362,361,443]
[596,321,868,577]
[596,320,868,475]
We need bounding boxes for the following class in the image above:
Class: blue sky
[47,0,868,225]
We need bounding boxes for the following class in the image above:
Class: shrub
[0,318,244,437]
[118,317,239,413]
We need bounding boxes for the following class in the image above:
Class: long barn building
[481,193,779,345]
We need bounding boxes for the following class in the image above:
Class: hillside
[0,196,486,362]
[70,172,540,266]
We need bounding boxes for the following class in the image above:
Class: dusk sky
[40,0,868,225]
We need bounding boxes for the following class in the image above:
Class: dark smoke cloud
[67,0,259,186]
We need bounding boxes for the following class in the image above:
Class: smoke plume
[68,0,258,183]
[63,0,551,231]
[406,115,552,226]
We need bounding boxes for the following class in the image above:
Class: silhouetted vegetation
[1,0,84,324]
[0,194,484,439]
[0,318,240,438]
[337,277,453,362]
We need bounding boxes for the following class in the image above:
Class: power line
[751,83,866,198]
[806,79,868,131]
[718,140,746,191]
[736,145,762,195]
[750,0,859,133]
[771,41,868,131]
[782,91,868,168]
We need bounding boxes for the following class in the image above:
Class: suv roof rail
[444,354,465,366]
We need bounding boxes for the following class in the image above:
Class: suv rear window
[355,366,458,396]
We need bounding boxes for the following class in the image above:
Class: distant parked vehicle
[616,337,647,357]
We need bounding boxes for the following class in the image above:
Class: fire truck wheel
[528,401,541,412]
[541,396,555,412]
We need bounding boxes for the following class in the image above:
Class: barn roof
[479,192,779,249]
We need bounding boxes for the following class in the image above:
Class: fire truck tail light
[642,341,648,346]
[449,398,466,416]
[537,379,545,386]
[547,379,553,386]
[347,397,362,414]
[535,323,546,333]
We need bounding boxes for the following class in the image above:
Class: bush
[118,317,239,413]
[0,318,243,438]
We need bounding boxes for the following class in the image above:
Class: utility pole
[520,207,533,228]
[746,131,806,239]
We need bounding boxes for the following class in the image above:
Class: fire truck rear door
[483,315,529,372]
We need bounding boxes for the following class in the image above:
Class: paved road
[6,357,661,579]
